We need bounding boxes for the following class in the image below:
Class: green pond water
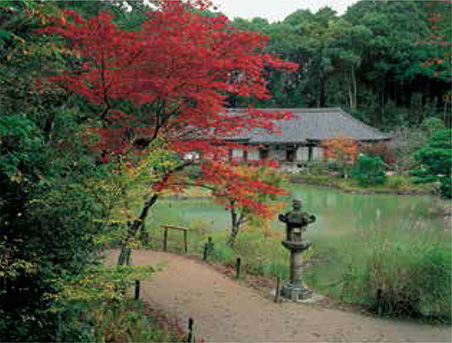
[150,184,446,236]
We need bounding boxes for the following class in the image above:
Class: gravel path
[107,250,451,342]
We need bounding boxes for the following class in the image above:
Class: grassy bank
[143,213,451,322]
[289,173,434,195]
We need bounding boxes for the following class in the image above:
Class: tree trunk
[227,202,240,248]
[117,194,159,265]
[319,74,326,108]
[116,161,191,266]
[348,85,354,111]
[351,66,357,112]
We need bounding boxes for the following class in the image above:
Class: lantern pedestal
[280,241,312,301]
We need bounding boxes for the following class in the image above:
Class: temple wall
[296,147,309,162]
[229,144,326,164]
[248,149,259,161]
[312,147,324,161]
[232,148,243,159]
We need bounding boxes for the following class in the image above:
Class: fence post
[274,276,281,303]
[134,280,140,300]
[184,230,188,254]
[203,237,213,261]
[163,226,168,251]
[203,242,208,261]
[187,317,194,343]
[236,257,241,279]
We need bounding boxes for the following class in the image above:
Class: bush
[57,300,177,342]
[419,117,446,137]
[305,161,329,175]
[411,130,452,198]
[351,155,386,187]
[385,174,414,190]
[359,142,396,165]
[339,230,451,320]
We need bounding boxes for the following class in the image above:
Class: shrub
[386,174,410,189]
[351,155,386,187]
[305,161,329,175]
[58,300,177,342]
[411,129,452,198]
[359,142,396,165]
[419,117,446,137]
[339,230,451,320]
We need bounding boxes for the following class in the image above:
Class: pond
[149,184,446,236]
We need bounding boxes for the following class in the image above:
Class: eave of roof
[225,107,392,143]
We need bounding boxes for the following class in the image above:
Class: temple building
[226,108,391,166]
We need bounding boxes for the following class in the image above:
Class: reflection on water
[288,184,445,240]
[151,184,446,236]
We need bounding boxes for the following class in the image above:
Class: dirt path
[107,250,451,342]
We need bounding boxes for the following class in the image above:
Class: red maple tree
[39,0,297,263]
[322,135,358,178]
[201,161,287,246]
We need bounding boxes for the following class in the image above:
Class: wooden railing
[162,224,190,254]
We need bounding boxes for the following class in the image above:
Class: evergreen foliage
[0,1,154,340]
[231,0,451,130]
[351,155,387,187]
[412,129,452,198]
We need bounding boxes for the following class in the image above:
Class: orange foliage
[322,135,358,164]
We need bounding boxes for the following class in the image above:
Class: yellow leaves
[10,170,24,183]
[11,34,25,45]
[93,218,129,224]
[273,201,285,212]
[51,265,158,304]
[30,8,48,25]
[0,259,36,279]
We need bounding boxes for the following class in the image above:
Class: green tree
[0,1,123,340]
[412,130,452,198]
[351,154,386,187]
[232,0,450,130]
[419,116,446,137]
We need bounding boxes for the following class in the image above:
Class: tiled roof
[226,108,391,143]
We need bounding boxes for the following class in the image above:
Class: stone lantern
[278,199,316,301]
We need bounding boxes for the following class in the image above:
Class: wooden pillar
[274,276,281,303]
[134,280,140,300]
[236,257,242,279]
[163,226,168,251]
[187,318,194,343]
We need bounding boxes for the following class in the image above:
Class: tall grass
[332,223,451,319]
[303,217,451,321]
